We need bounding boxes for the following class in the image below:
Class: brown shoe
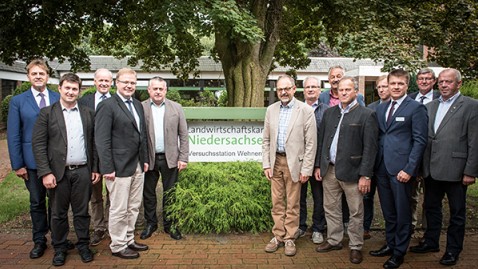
[284,240,296,256]
[316,241,343,253]
[363,230,372,240]
[112,248,139,259]
[350,249,363,264]
[265,237,284,253]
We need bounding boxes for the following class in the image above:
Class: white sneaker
[312,232,324,244]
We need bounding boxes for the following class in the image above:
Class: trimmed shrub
[167,162,273,234]
[461,79,478,99]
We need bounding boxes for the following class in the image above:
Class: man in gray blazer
[78,68,113,246]
[95,68,149,259]
[410,69,478,266]
[314,77,378,264]
[140,77,189,241]
[262,75,317,256]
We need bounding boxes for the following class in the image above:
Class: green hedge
[167,162,273,234]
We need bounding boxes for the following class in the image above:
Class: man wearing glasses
[95,68,149,259]
[262,75,317,256]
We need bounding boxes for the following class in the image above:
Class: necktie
[386,101,397,126]
[100,94,107,101]
[419,96,426,103]
[126,100,134,115]
[38,92,46,109]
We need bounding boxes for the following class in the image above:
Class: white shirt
[61,103,87,165]
[94,91,111,110]
[415,90,434,105]
[31,88,50,108]
[150,100,166,153]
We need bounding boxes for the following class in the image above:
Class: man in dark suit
[32,73,99,266]
[407,68,440,234]
[140,77,189,241]
[409,69,478,266]
[364,75,390,240]
[295,77,328,245]
[7,59,60,259]
[78,68,113,246]
[95,68,149,259]
[370,69,428,269]
[315,76,378,264]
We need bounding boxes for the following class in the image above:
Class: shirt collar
[439,91,461,103]
[339,99,357,114]
[95,91,111,99]
[150,98,166,108]
[280,97,296,108]
[31,87,48,98]
[60,102,79,111]
[391,94,407,106]
[417,90,434,100]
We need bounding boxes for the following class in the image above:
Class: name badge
[395,117,405,122]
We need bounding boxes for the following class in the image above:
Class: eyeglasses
[117,80,137,86]
[304,85,319,89]
[277,86,294,92]
[417,77,434,82]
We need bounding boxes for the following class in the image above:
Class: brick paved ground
[0,229,477,268]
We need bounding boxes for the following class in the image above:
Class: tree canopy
[1,0,477,106]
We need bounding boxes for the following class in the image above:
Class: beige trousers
[271,154,302,241]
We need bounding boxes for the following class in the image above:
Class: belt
[66,164,87,170]
[329,162,335,166]
[276,152,286,156]
[155,152,165,156]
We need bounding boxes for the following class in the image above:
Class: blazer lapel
[26,90,41,112]
[52,103,68,145]
[285,102,299,141]
[386,97,410,131]
[427,101,439,136]
[435,95,464,135]
[115,95,139,132]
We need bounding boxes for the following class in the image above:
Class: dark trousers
[423,176,467,256]
[143,154,178,230]
[363,176,377,231]
[376,161,413,256]
[299,177,326,233]
[49,166,92,251]
[25,169,50,244]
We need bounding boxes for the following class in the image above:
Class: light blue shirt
[150,100,166,153]
[62,103,87,165]
[434,92,461,133]
[330,100,357,164]
[277,98,295,153]
[94,91,111,110]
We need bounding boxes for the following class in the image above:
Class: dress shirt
[329,99,358,164]
[415,90,434,105]
[94,91,111,110]
[150,100,166,153]
[117,94,140,129]
[277,98,295,153]
[386,94,407,119]
[434,92,461,133]
[329,91,340,107]
[32,88,50,107]
[62,103,87,165]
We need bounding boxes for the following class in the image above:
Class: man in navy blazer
[370,69,428,269]
[7,59,60,259]
[78,68,113,246]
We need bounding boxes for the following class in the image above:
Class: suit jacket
[142,98,189,169]
[262,99,317,182]
[316,103,378,182]
[32,102,98,181]
[375,96,428,176]
[422,95,478,181]
[95,94,148,177]
[7,89,60,170]
[367,100,380,111]
[319,89,365,106]
[78,92,95,110]
[408,90,440,101]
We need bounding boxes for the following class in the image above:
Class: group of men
[7,59,189,266]
[262,67,477,269]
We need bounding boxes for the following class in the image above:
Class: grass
[0,172,29,223]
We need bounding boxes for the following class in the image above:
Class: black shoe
[29,243,47,259]
[383,255,404,269]
[112,248,139,259]
[140,224,158,240]
[165,227,183,240]
[79,248,94,263]
[66,240,75,250]
[370,245,393,257]
[52,251,67,266]
[128,241,149,251]
[409,242,439,253]
[439,252,459,266]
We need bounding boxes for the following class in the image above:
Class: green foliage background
[167,162,273,234]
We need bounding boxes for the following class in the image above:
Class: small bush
[461,79,478,99]
[167,162,273,234]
